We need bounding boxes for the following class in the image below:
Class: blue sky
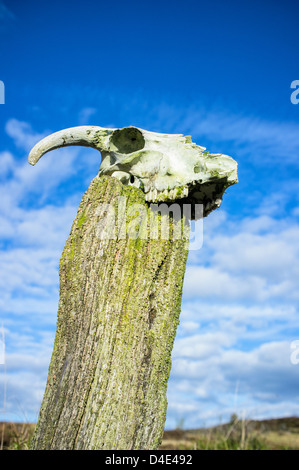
[0,0,299,429]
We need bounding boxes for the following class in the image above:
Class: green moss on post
[31,175,190,450]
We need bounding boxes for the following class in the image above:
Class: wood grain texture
[31,175,189,450]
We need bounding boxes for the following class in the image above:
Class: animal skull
[28,125,238,218]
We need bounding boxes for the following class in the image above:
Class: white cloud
[173,331,236,360]
[5,119,48,153]
[0,327,55,422]
[165,340,299,428]
[194,111,299,163]
[2,119,101,210]
[137,101,299,167]
[183,265,272,301]
[78,107,97,125]
[179,320,200,334]
[181,302,296,325]
[0,151,15,177]
[185,209,299,302]
[10,204,77,248]
[0,122,78,422]
[176,106,299,165]
[167,201,299,427]
[211,227,299,278]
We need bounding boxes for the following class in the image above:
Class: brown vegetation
[1,416,299,450]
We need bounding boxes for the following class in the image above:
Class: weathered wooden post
[28,126,237,450]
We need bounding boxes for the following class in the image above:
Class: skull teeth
[145,186,189,202]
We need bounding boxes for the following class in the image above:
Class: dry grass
[261,431,299,450]
[159,416,299,450]
[1,416,299,450]
[0,421,35,450]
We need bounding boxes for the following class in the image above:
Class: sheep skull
[28,125,238,218]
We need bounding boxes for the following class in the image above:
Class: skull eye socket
[110,127,145,154]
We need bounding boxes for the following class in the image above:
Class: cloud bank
[1,109,299,428]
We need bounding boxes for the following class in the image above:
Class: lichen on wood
[30,175,190,450]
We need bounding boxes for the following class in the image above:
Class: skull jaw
[179,179,230,219]
[144,179,234,219]
[100,169,234,220]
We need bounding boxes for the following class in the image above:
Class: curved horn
[28,126,112,165]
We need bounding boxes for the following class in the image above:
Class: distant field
[1,417,299,450]
[160,417,299,450]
